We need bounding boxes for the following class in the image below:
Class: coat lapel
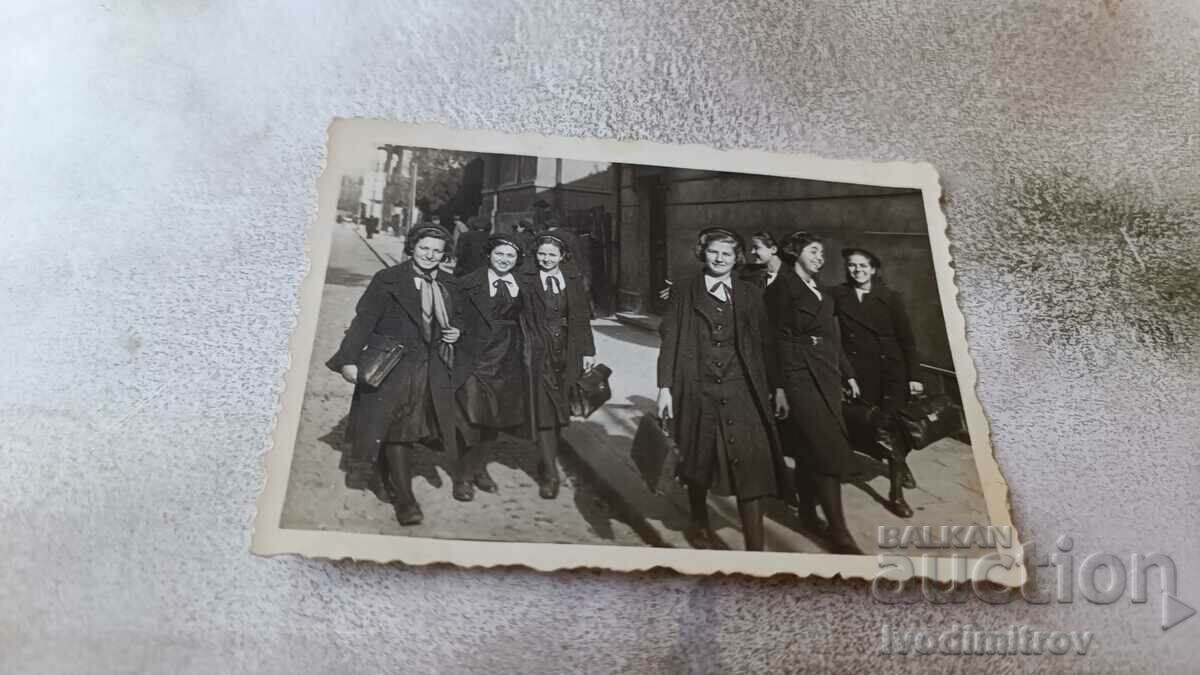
[386,262,425,327]
[463,269,494,329]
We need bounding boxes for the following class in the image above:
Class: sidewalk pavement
[280,223,646,547]
[285,223,991,554]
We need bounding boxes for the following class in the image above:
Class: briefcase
[896,394,963,450]
[843,398,893,460]
[630,414,680,496]
[569,363,613,419]
[356,333,406,389]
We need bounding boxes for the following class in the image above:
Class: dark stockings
[737,497,765,552]
[382,443,422,526]
[536,428,561,499]
[686,484,765,551]
[815,475,863,555]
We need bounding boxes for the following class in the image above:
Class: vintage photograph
[254,121,1019,582]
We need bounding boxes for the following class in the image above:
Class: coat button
[714,361,723,368]
[728,438,736,445]
[715,324,724,330]
[715,377,722,384]
[726,419,734,426]
[720,398,728,406]
[716,306,724,312]
[731,458,740,466]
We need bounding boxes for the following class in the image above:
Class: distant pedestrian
[451,214,470,249]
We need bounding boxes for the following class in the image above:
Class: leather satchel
[356,333,406,388]
[896,394,963,450]
[630,414,680,496]
[568,363,613,419]
[843,398,893,460]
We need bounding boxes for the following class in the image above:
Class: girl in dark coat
[522,234,597,499]
[656,228,790,551]
[764,231,865,554]
[452,235,540,501]
[326,226,463,527]
[832,248,923,517]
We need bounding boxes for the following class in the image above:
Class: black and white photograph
[254,121,1017,581]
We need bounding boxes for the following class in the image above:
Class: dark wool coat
[325,261,462,469]
[656,274,789,498]
[452,267,542,441]
[454,229,491,277]
[764,268,859,477]
[522,266,596,428]
[831,284,920,411]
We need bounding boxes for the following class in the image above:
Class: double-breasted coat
[452,267,542,443]
[764,268,859,478]
[831,284,919,412]
[656,274,789,500]
[522,266,596,429]
[326,262,462,471]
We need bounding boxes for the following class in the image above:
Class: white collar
[539,268,566,283]
[487,269,519,296]
[704,273,733,301]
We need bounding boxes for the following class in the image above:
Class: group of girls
[327,225,596,526]
[656,228,921,554]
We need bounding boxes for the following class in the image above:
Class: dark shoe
[452,479,475,502]
[393,501,423,526]
[473,467,499,493]
[684,523,729,550]
[901,463,917,490]
[889,493,914,519]
[795,507,829,538]
[829,528,865,555]
[538,475,560,500]
[537,462,560,500]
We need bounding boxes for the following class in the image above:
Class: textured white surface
[1,1,1198,672]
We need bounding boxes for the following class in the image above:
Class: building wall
[618,167,954,375]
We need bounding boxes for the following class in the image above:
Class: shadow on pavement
[592,323,661,349]
[324,266,375,287]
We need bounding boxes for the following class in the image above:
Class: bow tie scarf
[709,281,732,303]
[493,278,514,300]
[416,272,454,369]
[545,276,560,295]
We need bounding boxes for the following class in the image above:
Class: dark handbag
[356,333,406,388]
[630,414,680,495]
[896,394,963,450]
[843,398,893,460]
[568,363,612,419]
